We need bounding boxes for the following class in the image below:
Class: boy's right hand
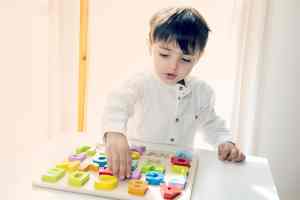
[104,132,131,180]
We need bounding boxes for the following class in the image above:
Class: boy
[101,6,245,180]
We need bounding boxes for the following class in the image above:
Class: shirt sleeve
[100,74,144,141]
[197,84,234,148]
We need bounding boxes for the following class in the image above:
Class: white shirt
[101,70,233,148]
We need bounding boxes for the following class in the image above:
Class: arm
[101,77,141,139]
[198,84,245,162]
[101,75,143,179]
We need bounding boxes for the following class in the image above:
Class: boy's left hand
[218,142,246,162]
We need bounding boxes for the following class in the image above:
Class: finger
[240,153,246,161]
[218,144,225,156]
[218,144,226,160]
[112,151,120,177]
[126,151,132,178]
[105,146,113,171]
[228,148,238,161]
[235,151,246,162]
[220,144,231,161]
[119,152,126,180]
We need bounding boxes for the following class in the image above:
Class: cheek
[178,64,193,74]
[153,57,163,71]
[153,56,165,68]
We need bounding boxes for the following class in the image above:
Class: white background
[0,0,299,199]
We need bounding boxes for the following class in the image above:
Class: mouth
[164,73,177,80]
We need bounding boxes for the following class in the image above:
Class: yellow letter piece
[79,162,90,171]
[68,161,81,172]
[88,163,99,172]
[171,165,189,176]
[94,175,118,190]
[130,151,141,160]
[128,180,148,196]
[56,161,81,172]
[56,161,69,170]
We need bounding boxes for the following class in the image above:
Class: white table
[13,133,280,200]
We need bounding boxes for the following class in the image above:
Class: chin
[155,72,178,85]
[161,78,177,85]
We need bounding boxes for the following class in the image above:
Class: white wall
[254,0,300,199]
[3,0,298,199]
[0,0,49,199]
[86,0,240,139]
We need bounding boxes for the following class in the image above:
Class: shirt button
[177,97,181,100]
[195,115,198,119]
[179,86,183,91]
[175,118,179,122]
[170,138,175,142]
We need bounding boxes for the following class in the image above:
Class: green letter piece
[75,145,91,154]
[68,171,90,187]
[42,167,65,183]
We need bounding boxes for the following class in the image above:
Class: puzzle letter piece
[85,149,96,157]
[130,145,146,155]
[131,160,138,171]
[88,163,99,172]
[69,153,86,162]
[141,162,153,173]
[141,161,165,174]
[56,161,80,172]
[93,156,108,167]
[171,165,189,176]
[68,161,81,172]
[98,152,107,157]
[75,145,91,154]
[99,167,113,176]
[130,169,142,180]
[79,162,90,171]
[94,175,118,190]
[56,161,70,170]
[130,151,141,160]
[175,150,192,160]
[128,180,148,196]
[160,184,182,199]
[42,167,65,183]
[78,162,99,172]
[68,171,90,187]
[171,156,190,167]
[154,164,165,174]
[168,176,187,189]
[145,171,164,185]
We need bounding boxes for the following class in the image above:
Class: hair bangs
[152,10,209,55]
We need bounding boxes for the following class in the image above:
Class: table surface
[13,133,280,200]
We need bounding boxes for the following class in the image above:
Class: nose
[169,60,179,72]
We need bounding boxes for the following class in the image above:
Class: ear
[147,38,152,56]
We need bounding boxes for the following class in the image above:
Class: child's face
[150,41,202,85]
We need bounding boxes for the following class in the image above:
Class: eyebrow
[158,46,172,51]
[158,46,194,58]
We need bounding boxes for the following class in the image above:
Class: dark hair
[149,7,210,55]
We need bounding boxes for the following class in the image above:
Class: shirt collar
[150,69,192,96]
[176,78,192,98]
[177,79,185,86]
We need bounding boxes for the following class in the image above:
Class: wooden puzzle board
[32,142,198,200]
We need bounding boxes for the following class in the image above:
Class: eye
[159,53,169,58]
[181,58,191,63]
